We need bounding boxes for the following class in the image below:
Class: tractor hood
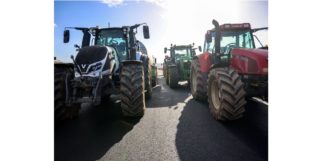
[74,46,117,77]
[76,46,107,65]
[231,48,268,59]
[230,48,268,75]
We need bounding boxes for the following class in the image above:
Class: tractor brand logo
[79,64,88,72]
[81,64,87,69]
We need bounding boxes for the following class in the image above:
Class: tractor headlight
[75,71,81,77]
[88,63,103,77]
[88,63,103,73]
[74,62,103,78]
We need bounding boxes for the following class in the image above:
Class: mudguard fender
[197,52,212,73]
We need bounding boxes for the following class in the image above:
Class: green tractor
[151,56,158,87]
[163,44,201,88]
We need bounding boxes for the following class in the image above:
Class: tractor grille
[183,61,191,69]
[248,58,258,73]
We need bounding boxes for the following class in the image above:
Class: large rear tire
[54,66,80,120]
[120,63,145,117]
[190,58,207,101]
[207,68,246,121]
[168,66,178,88]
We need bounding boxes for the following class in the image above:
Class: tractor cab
[164,44,201,63]
[94,28,128,62]
[204,23,255,65]
[203,21,268,75]
[64,24,150,62]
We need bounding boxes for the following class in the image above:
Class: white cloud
[101,0,166,8]
[141,0,167,8]
[54,23,57,28]
[101,0,124,7]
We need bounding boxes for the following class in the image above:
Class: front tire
[120,63,145,117]
[190,58,207,101]
[54,66,80,120]
[144,61,152,99]
[164,66,169,85]
[151,66,157,87]
[168,66,178,88]
[207,68,246,121]
[152,78,157,87]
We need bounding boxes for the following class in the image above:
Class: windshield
[95,29,127,61]
[172,48,191,58]
[205,30,254,54]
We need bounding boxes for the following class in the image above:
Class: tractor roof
[209,23,251,32]
[70,26,131,31]
[171,45,193,49]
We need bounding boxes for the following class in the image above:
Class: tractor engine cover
[230,48,268,75]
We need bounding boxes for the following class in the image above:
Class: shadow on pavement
[55,101,141,161]
[175,98,268,161]
[146,77,191,108]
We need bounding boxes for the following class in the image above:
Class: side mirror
[74,44,80,51]
[143,25,150,39]
[206,33,212,43]
[198,46,202,52]
[192,50,196,56]
[164,47,167,54]
[74,44,80,49]
[63,30,70,43]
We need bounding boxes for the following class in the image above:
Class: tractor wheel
[190,58,207,101]
[54,66,80,120]
[120,63,145,117]
[164,67,169,85]
[166,73,169,85]
[187,79,190,88]
[207,68,247,121]
[168,66,178,88]
[152,78,157,87]
[144,61,152,99]
[151,66,157,87]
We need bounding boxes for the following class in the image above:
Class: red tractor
[190,19,268,121]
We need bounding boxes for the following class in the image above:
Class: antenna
[108,22,110,28]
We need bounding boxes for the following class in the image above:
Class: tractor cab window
[205,38,215,53]
[207,30,254,54]
[238,31,254,48]
[173,48,191,59]
[95,29,127,61]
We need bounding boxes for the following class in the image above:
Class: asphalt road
[55,76,268,161]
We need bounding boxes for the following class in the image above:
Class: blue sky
[55,0,268,63]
